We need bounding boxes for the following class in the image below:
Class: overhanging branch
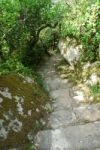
[36,22,58,38]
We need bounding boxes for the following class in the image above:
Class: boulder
[58,38,82,65]
[82,61,100,85]
[73,84,92,104]
[86,73,100,86]
[0,74,49,149]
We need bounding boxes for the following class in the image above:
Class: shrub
[90,83,100,102]
[0,0,63,66]
[0,54,33,76]
[60,0,100,62]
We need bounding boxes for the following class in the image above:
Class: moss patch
[0,74,49,149]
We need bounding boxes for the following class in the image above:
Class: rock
[45,103,53,112]
[85,73,100,86]
[90,73,99,85]
[73,91,85,102]
[35,122,100,150]
[34,53,100,150]
[3,109,13,121]
[73,85,92,103]
[82,61,100,85]
[0,74,49,148]
[0,97,3,103]
[0,119,4,127]
[0,120,8,140]
[24,76,35,84]
[14,96,24,103]
[83,62,91,70]
[9,118,22,132]
[40,119,46,126]
[0,87,12,99]
[74,103,100,122]
[36,108,40,113]
[27,131,34,141]
[0,127,8,140]
[16,102,24,116]
[64,46,80,64]
[45,77,68,91]
[28,110,32,116]
[48,109,76,129]
[58,38,82,65]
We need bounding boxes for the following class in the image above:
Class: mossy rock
[0,74,49,149]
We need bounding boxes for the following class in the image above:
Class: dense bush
[0,0,63,72]
[60,0,100,62]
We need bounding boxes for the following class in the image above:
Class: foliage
[0,54,33,76]
[0,0,63,63]
[90,83,100,102]
[60,0,100,62]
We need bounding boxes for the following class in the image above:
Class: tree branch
[36,22,58,38]
[28,22,58,51]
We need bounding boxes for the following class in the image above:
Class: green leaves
[60,0,100,62]
[0,0,64,74]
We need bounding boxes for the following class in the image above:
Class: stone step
[46,89,76,128]
[35,122,100,150]
[47,109,76,129]
[50,89,72,109]
[73,103,100,123]
[44,78,70,91]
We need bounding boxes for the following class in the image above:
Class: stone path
[35,53,100,150]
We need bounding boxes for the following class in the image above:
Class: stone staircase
[35,53,100,150]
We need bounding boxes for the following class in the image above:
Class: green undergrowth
[0,53,45,88]
[0,54,32,75]
[90,83,100,103]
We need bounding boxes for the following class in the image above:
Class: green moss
[0,74,49,149]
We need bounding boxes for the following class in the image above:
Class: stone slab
[48,109,76,128]
[74,103,100,122]
[50,89,72,110]
[35,122,100,150]
[44,77,69,91]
